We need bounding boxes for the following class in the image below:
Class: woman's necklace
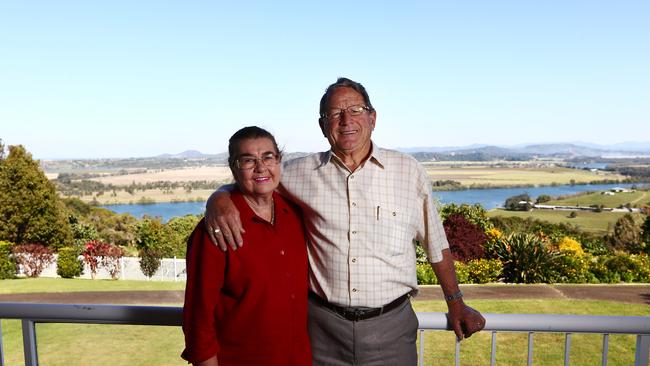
[243,195,275,224]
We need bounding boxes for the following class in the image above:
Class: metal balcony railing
[0,303,648,366]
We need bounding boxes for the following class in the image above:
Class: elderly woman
[181,126,311,366]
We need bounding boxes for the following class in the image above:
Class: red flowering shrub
[82,240,124,279]
[443,213,487,262]
[12,244,54,277]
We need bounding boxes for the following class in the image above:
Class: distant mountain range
[41,143,650,173]
[153,143,650,161]
[396,142,650,158]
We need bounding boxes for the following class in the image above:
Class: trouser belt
[308,291,409,322]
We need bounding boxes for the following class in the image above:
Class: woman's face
[231,137,281,198]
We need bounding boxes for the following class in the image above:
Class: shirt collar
[317,141,385,170]
[232,189,290,224]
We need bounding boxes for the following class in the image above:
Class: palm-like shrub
[487,233,559,283]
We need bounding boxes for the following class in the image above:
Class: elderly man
[206,77,485,365]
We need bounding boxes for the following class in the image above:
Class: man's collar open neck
[329,140,381,172]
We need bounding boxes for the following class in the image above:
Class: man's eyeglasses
[235,153,280,170]
[323,105,370,121]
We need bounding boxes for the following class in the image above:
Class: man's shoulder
[283,151,328,170]
[376,146,420,166]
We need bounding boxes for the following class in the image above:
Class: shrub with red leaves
[12,244,54,277]
[443,213,487,262]
[82,240,124,279]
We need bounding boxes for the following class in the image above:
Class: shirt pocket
[372,204,411,257]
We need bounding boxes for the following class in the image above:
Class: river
[101,183,638,222]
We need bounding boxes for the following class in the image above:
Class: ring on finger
[214,228,221,234]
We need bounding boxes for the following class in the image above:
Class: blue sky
[1,1,648,159]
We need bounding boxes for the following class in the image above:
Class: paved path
[0,284,648,305]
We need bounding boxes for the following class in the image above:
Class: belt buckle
[342,307,378,321]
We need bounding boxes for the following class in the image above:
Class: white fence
[34,255,187,282]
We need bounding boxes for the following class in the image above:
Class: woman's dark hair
[227,126,282,167]
[319,77,375,118]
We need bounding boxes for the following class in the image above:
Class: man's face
[319,87,376,157]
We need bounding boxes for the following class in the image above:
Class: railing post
[173,256,178,282]
[21,320,38,366]
[602,333,609,366]
[564,333,572,366]
[0,320,5,366]
[418,329,424,366]
[635,334,649,366]
[527,332,534,366]
[490,331,497,366]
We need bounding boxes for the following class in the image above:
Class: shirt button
[350,175,354,180]
[280,250,285,255]
[352,231,357,235]
[352,288,358,292]
[352,202,357,207]
[351,258,357,263]
[392,212,397,216]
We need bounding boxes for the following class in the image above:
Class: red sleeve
[181,220,225,364]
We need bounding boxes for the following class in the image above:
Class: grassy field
[66,187,217,205]
[487,208,636,234]
[88,166,233,185]
[546,190,650,207]
[0,278,186,294]
[56,164,631,204]
[423,164,627,188]
[2,299,647,365]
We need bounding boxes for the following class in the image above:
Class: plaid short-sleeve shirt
[279,142,449,308]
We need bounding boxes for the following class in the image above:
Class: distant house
[601,191,615,196]
[611,187,633,193]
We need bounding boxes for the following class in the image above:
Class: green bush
[555,252,594,283]
[487,233,560,283]
[588,256,621,283]
[454,261,470,284]
[595,252,650,283]
[0,240,17,279]
[630,254,650,282]
[466,259,503,284]
[56,246,84,278]
[416,263,438,285]
[440,203,493,232]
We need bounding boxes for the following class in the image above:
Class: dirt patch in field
[0,285,647,305]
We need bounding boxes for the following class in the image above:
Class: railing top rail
[417,312,650,334]
[0,303,181,326]
[1,303,649,334]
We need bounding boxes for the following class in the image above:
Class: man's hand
[204,188,245,251]
[447,300,486,340]
[430,248,486,339]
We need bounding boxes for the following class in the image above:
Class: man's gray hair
[319,77,375,119]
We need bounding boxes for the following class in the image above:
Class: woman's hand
[204,188,245,251]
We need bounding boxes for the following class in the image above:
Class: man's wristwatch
[445,290,463,302]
